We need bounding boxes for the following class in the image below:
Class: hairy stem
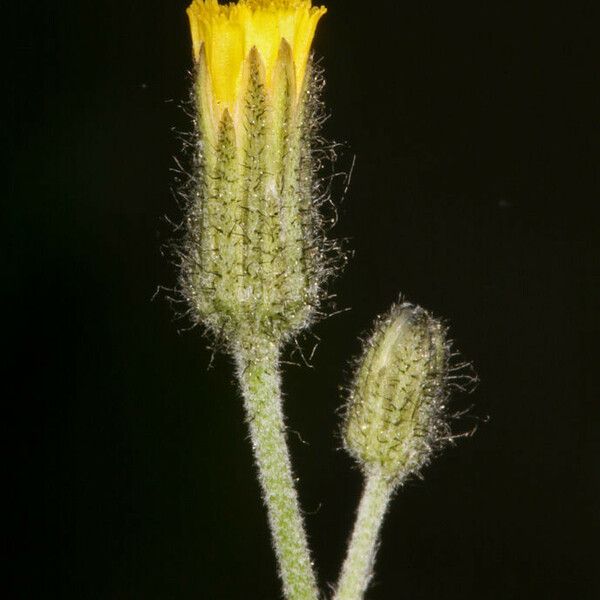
[234,338,318,600]
[334,467,394,600]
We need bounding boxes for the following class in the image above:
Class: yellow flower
[182,0,332,345]
[187,0,326,122]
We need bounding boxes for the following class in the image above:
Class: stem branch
[235,338,318,600]
[334,467,394,600]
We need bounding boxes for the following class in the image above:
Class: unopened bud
[343,302,450,484]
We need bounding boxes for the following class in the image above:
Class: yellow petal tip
[187,0,326,118]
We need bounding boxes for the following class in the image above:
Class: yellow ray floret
[187,0,326,118]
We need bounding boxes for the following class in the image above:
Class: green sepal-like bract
[182,41,326,348]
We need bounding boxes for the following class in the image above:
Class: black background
[8,1,598,598]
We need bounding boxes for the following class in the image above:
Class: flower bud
[180,0,328,346]
[343,303,450,484]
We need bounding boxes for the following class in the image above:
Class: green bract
[182,44,326,347]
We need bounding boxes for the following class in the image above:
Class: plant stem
[334,467,394,600]
[234,338,318,600]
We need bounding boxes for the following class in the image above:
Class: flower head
[187,0,326,122]
[181,0,332,346]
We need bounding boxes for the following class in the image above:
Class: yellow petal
[187,0,326,120]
